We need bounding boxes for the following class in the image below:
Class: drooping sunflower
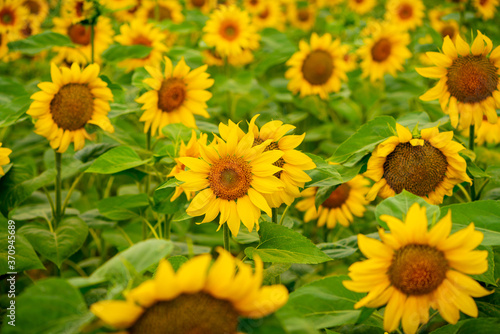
[473,0,498,20]
[358,22,411,82]
[52,16,114,65]
[347,0,376,15]
[364,124,471,204]
[27,63,114,153]
[91,249,289,333]
[176,121,285,236]
[202,5,260,58]
[464,116,500,146]
[0,0,29,40]
[416,32,500,129]
[252,2,285,31]
[186,0,212,14]
[343,203,491,334]
[0,142,12,176]
[287,3,316,31]
[296,175,370,229]
[114,19,168,72]
[22,0,48,23]
[143,0,184,23]
[286,33,348,100]
[136,56,214,136]
[429,8,460,41]
[385,0,424,31]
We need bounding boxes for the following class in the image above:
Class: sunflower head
[473,0,499,20]
[0,0,29,40]
[347,0,376,15]
[0,142,12,176]
[385,0,425,31]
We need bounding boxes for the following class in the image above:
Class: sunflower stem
[278,205,290,225]
[223,223,230,251]
[469,125,476,201]
[145,129,152,195]
[61,173,84,216]
[90,23,95,64]
[54,151,63,228]
[272,208,278,224]
[164,214,172,240]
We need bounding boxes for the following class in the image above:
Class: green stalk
[145,129,151,195]
[272,207,278,224]
[90,24,95,64]
[223,223,230,251]
[164,214,172,240]
[469,125,476,201]
[54,151,63,228]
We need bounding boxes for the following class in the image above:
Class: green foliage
[86,146,150,174]
[7,32,73,55]
[102,44,152,62]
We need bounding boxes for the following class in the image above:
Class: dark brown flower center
[75,1,84,17]
[24,0,40,14]
[371,38,392,62]
[297,9,309,21]
[253,138,285,178]
[322,183,350,208]
[219,21,239,41]
[50,84,94,131]
[258,6,270,19]
[67,24,91,46]
[129,293,239,334]
[383,141,448,197]
[0,8,14,25]
[480,0,487,5]
[132,35,152,47]
[301,50,334,85]
[148,5,172,20]
[398,4,413,20]
[389,244,448,295]
[192,0,206,7]
[158,78,186,112]
[447,55,499,103]
[440,25,455,39]
[209,155,252,200]
[21,21,32,37]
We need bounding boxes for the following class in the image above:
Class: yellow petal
[90,300,144,329]
[176,254,212,293]
[455,34,470,57]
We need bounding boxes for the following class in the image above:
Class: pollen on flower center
[389,244,449,295]
[254,138,285,178]
[447,55,498,103]
[301,50,334,85]
[383,141,448,197]
[322,183,351,208]
[129,292,239,334]
[50,83,94,131]
[208,155,252,200]
[398,4,413,19]
[158,78,186,112]
[371,38,392,62]
[219,21,239,41]
[67,24,91,46]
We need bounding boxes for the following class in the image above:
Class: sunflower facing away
[417,32,500,129]
[473,0,498,20]
[176,121,285,236]
[296,175,370,229]
[202,5,260,58]
[385,0,425,31]
[27,63,114,153]
[343,203,491,334]
[136,56,214,136]
[91,249,289,333]
[358,22,411,82]
[364,124,471,204]
[347,0,376,15]
[286,33,348,99]
[0,142,12,176]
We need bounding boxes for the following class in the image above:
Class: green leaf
[396,111,431,129]
[74,143,116,163]
[262,263,291,284]
[156,177,183,191]
[440,201,500,246]
[470,246,496,286]
[152,186,187,215]
[161,123,194,143]
[168,255,188,271]
[97,194,149,220]
[244,221,331,264]
[430,318,500,334]
[331,116,396,165]
[7,31,73,55]
[19,217,88,268]
[317,233,379,260]
[86,146,149,174]
[102,44,152,62]
[375,191,441,229]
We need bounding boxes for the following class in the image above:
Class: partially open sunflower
[464,116,500,146]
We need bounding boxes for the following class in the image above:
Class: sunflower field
[2,0,500,333]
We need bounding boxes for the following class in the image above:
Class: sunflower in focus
[416,32,500,129]
[358,22,411,82]
[27,63,114,153]
[347,0,376,15]
[203,5,260,58]
[91,249,289,333]
[0,0,29,40]
[385,0,424,31]
[344,203,491,334]
[463,116,500,146]
[473,0,498,20]
[252,2,285,31]
[365,124,471,204]
[429,8,460,41]
[176,121,285,236]
[143,0,184,23]
[115,20,168,72]
[136,56,214,136]
[287,3,316,31]
[22,0,48,23]
[286,33,348,99]
[296,175,370,229]
[0,143,12,176]
[186,0,212,13]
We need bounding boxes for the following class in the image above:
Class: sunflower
[358,22,411,82]
[252,2,285,31]
[175,121,285,236]
[113,0,144,22]
[186,0,213,14]
[464,116,500,146]
[244,0,264,14]
[0,142,12,176]
[0,0,29,40]
[287,3,316,31]
[473,0,498,20]
[136,56,214,136]
[143,0,184,23]
[27,63,114,153]
[228,48,254,67]
[296,175,370,229]
[203,5,260,58]
[202,48,225,67]
[416,32,500,129]
[385,0,424,31]
[22,0,48,23]
[364,124,471,204]
[60,0,92,20]
[286,33,348,100]
[340,44,358,72]
[168,130,208,202]
[91,249,289,333]
[101,0,136,11]
[429,8,460,41]
[343,203,491,334]
[52,16,114,65]
[115,20,168,72]
[347,0,376,15]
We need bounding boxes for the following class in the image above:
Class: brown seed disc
[24,0,41,14]
[301,50,334,85]
[75,1,84,17]
[208,155,252,200]
[259,6,270,19]
[253,138,285,178]
[440,25,455,39]
[50,84,94,131]
[297,9,310,22]
[148,5,172,20]
[67,24,91,45]
[322,183,351,208]
[157,78,186,112]
[398,4,413,20]
[371,38,392,63]
[0,8,15,25]
[192,0,206,7]
[219,20,240,41]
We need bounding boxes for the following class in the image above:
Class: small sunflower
[385,0,425,31]
[416,32,500,129]
[473,0,498,20]
[358,22,411,82]
[343,203,491,334]
[365,124,471,204]
[252,2,285,31]
[340,44,358,72]
[176,121,285,236]
[464,116,500,146]
[244,0,264,14]
[0,142,12,176]
[52,16,114,65]
[0,0,29,40]
[429,8,460,41]
[91,249,289,333]
[60,0,92,20]
[27,63,114,153]
[136,56,214,136]
[296,175,370,229]
[19,15,40,38]
[113,0,144,22]
[347,0,376,15]
[143,0,184,23]
[22,0,49,23]
[115,19,168,72]
[186,0,213,14]
[228,48,254,67]
[287,3,316,31]
[202,5,260,58]
[202,48,225,67]
[286,33,348,99]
